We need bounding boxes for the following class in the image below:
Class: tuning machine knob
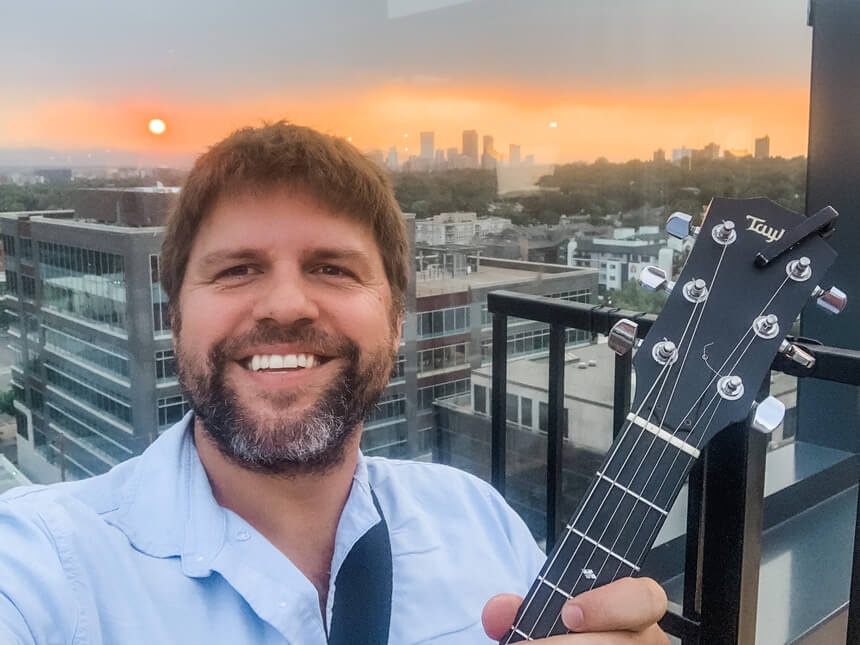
[666,212,701,240]
[811,285,847,314]
[778,339,816,368]
[608,319,638,356]
[749,396,786,434]
[640,266,675,294]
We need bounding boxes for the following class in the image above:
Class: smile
[242,353,331,372]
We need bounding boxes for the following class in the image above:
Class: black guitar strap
[328,489,392,645]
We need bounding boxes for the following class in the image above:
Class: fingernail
[562,604,584,631]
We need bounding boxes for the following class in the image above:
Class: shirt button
[279,601,287,608]
[235,530,250,541]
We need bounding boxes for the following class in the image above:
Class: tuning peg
[666,212,700,240]
[749,396,786,434]
[639,266,675,294]
[608,319,638,356]
[778,339,816,368]
[811,285,847,314]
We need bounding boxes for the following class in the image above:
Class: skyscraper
[462,130,478,167]
[481,135,496,169]
[420,132,435,160]
[386,147,399,170]
[755,135,770,159]
[509,144,521,166]
[653,148,666,163]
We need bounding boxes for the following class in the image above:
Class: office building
[509,144,521,166]
[653,148,666,163]
[755,135,770,159]
[462,130,479,167]
[420,132,435,160]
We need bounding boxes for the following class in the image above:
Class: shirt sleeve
[0,498,81,644]
[480,483,547,592]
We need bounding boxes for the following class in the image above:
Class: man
[0,123,668,644]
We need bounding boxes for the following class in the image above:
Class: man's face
[174,189,401,474]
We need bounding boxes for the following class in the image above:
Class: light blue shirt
[0,414,544,644]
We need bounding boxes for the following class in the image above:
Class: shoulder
[364,457,544,569]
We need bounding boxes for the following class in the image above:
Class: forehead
[190,189,382,260]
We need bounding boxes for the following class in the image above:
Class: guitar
[501,197,843,642]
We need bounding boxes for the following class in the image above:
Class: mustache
[214,321,358,361]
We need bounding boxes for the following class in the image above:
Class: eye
[316,264,352,278]
[217,265,255,280]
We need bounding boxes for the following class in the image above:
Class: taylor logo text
[745,215,785,243]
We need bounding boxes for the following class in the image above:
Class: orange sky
[1,81,810,164]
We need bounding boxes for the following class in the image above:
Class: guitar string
[545,326,758,637]
[513,239,727,641]
[536,247,731,637]
[508,248,792,640]
[520,290,708,639]
[594,275,789,613]
[549,296,728,634]
[599,275,789,597]
[540,249,788,637]
[502,358,676,644]
[620,277,788,568]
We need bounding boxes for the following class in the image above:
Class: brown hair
[161,122,409,323]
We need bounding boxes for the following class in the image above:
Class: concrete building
[755,135,771,159]
[1,188,184,483]
[386,146,399,170]
[653,148,666,163]
[1,190,597,480]
[414,212,513,246]
[462,130,479,167]
[481,135,497,169]
[509,144,521,166]
[567,232,672,293]
[671,148,693,165]
[420,132,435,160]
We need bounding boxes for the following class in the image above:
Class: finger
[538,623,671,644]
[482,594,523,641]
[560,578,667,633]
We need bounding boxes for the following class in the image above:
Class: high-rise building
[462,130,479,167]
[386,147,399,170]
[653,148,666,163]
[482,135,496,169]
[446,147,459,165]
[755,135,770,159]
[2,188,185,483]
[672,148,693,164]
[509,144,521,166]
[420,132,435,160]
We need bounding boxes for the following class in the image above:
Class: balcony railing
[486,290,860,645]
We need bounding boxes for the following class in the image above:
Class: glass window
[506,393,518,423]
[474,384,487,414]
[521,398,532,428]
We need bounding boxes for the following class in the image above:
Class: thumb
[482,594,524,641]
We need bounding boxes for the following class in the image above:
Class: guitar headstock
[629,197,839,450]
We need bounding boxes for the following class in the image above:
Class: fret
[538,576,572,599]
[595,471,669,517]
[566,525,640,572]
[626,412,700,458]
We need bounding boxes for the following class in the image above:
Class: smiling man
[0,123,667,644]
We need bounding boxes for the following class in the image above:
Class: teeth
[248,353,321,371]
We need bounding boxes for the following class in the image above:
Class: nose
[251,264,320,325]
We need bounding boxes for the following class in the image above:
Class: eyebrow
[195,246,375,270]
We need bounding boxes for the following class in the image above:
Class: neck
[193,418,361,608]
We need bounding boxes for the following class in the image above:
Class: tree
[603,280,667,314]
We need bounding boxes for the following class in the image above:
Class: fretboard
[502,415,699,642]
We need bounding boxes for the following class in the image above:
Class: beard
[175,319,395,476]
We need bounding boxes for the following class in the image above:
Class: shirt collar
[108,413,382,581]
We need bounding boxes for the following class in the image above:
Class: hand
[482,577,669,643]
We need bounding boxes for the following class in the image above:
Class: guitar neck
[503,417,699,641]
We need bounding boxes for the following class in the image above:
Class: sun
[148,119,166,135]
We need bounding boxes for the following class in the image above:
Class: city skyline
[1,0,812,164]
